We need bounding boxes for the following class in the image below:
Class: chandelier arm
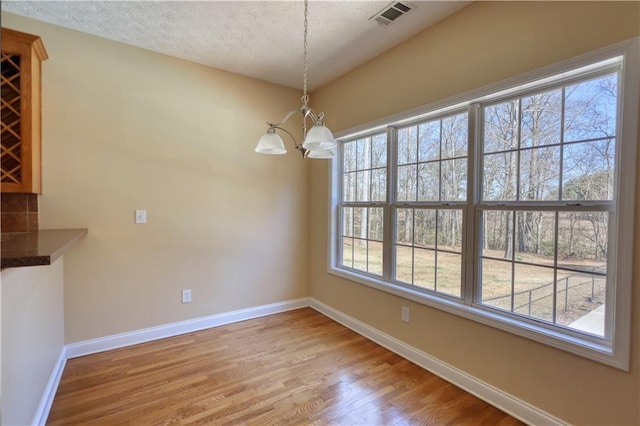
[269,109,302,128]
[271,125,304,151]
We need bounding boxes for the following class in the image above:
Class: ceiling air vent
[370,1,412,26]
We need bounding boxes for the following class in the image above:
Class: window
[340,134,387,276]
[329,41,638,370]
[394,113,468,298]
[478,74,617,337]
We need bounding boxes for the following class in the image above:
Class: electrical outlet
[182,289,192,304]
[135,210,147,224]
[401,306,410,323]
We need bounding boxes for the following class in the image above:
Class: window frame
[327,38,639,370]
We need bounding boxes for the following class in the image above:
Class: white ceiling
[2,1,470,90]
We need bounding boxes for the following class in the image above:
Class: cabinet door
[1,28,48,194]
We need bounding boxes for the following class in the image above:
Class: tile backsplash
[1,193,39,233]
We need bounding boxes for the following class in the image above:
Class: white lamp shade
[306,148,335,159]
[255,131,287,154]
[302,123,336,150]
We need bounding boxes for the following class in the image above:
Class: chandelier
[254,0,336,159]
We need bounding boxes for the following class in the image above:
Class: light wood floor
[48,308,523,425]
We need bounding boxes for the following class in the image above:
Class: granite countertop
[1,228,87,269]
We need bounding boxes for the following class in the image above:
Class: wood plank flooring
[47,308,524,425]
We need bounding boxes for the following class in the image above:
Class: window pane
[414,248,435,290]
[414,209,436,249]
[438,209,463,252]
[395,245,413,284]
[356,170,370,202]
[564,74,618,142]
[519,146,560,201]
[558,271,605,337]
[515,211,555,267]
[418,120,440,162]
[368,241,383,276]
[484,100,519,153]
[513,264,555,321]
[343,142,356,172]
[520,89,562,148]
[343,172,355,202]
[396,208,413,245]
[341,207,384,276]
[353,238,367,271]
[417,162,439,201]
[441,113,468,159]
[557,212,608,274]
[342,207,353,237]
[482,210,513,260]
[483,151,517,201]
[398,126,418,165]
[342,237,353,268]
[371,134,387,168]
[395,208,464,296]
[562,139,615,201]
[441,158,467,201]
[356,137,371,170]
[353,207,367,240]
[437,252,462,298]
[479,208,609,329]
[480,258,513,311]
[397,164,416,202]
[368,208,384,241]
[371,168,386,202]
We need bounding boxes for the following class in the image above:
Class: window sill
[328,265,626,370]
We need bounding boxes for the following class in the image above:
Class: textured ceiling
[2,1,470,90]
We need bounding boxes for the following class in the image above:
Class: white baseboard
[66,298,309,358]
[32,347,67,426]
[309,298,565,426]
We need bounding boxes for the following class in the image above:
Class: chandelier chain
[302,0,309,107]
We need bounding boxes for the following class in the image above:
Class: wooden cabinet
[1,28,48,194]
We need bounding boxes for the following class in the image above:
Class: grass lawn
[342,240,605,333]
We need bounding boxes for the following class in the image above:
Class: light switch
[135,210,147,224]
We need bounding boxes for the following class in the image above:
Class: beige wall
[3,2,640,425]
[310,2,640,425]
[2,13,309,343]
[1,258,65,425]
